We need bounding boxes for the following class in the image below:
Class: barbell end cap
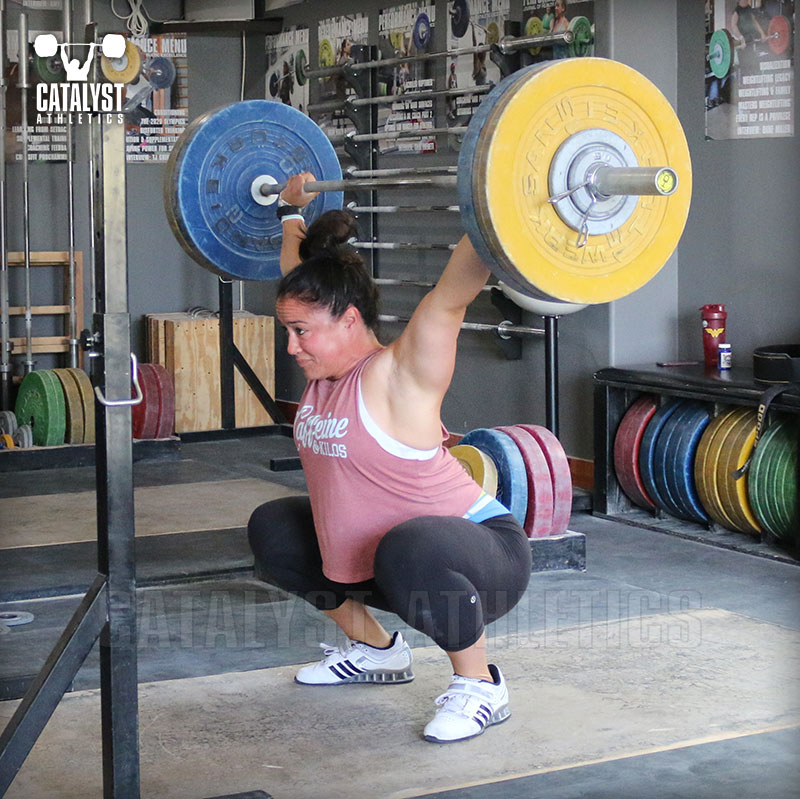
[33,33,59,58]
[101,33,127,59]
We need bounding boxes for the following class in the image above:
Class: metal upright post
[91,116,141,799]
[17,14,33,374]
[64,0,79,367]
[0,0,11,407]
[219,279,236,429]
[544,315,559,437]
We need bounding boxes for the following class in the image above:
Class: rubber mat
[1,608,797,799]
[0,479,302,549]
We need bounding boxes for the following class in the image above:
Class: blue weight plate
[460,428,528,525]
[147,56,176,90]
[652,402,695,519]
[166,100,343,281]
[457,64,550,298]
[667,403,711,524]
[413,13,432,51]
[638,399,685,514]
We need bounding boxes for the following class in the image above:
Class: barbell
[164,57,692,305]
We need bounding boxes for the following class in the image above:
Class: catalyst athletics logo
[33,33,126,124]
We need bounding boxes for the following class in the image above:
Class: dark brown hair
[277,210,380,332]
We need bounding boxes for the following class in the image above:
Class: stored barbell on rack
[164,57,691,306]
[306,19,595,79]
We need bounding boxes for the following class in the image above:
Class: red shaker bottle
[700,304,727,368]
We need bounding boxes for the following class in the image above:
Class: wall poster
[376,3,437,155]
[445,0,509,128]
[314,14,369,139]
[705,0,794,140]
[123,33,188,163]
[266,26,310,114]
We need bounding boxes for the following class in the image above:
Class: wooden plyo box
[147,312,275,432]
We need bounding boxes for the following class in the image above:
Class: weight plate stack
[413,13,432,51]
[708,28,735,79]
[524,16,544,55]
[613,395,658,510]
[496,426,554,538]
[638,399,685,515]
[748,418,785,538]
[64,368,95,444]
[748,416,799,542]
[694,407,750,531]
[651,402,701,520]
[568,16,593,58]
[100,38,142,84]
[768,15,791,56]
[150,363,176,439]
[516,424,573,535]
[164,100,343,281]
[295,49,307,86]
[13,424,34,449]
[52,368,85,444]
[448,444,499,497]
[318,39,335,68]
[14,370,66,447]
[450,0,470,39]
[34,55,66,83]
[0,410,17,436]
[716,410,761,535]
[665,403,711,524]
[459,58,693,305]
[132,364,161,439]
[459,428,529,526]
[145,56,176,90]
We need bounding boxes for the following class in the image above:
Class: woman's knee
[247,495,315,566]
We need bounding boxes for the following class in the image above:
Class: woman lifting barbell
[247,172,532,744]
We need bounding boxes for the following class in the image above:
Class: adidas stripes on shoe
[423,664,510,743]
[295,631,414,685]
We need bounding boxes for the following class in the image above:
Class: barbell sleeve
[591,166,679,197]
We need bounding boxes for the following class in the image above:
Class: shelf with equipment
[593,363,800,564]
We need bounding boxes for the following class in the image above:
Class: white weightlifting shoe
[423,664,510,743]
[295,631,414,685]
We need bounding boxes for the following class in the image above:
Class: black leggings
[247,496,532,651]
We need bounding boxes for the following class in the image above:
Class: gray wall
[4,0,798,459]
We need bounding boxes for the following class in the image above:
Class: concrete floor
[1,435,799,799]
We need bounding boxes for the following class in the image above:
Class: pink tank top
[295,350,484,582]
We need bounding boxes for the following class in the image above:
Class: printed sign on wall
[705,0,794,140]
[266,26,310,114]
[314,13,369,139]
[123,33,188,163]
[377,2,437,154]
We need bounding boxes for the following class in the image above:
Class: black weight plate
[451,0,470,39]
